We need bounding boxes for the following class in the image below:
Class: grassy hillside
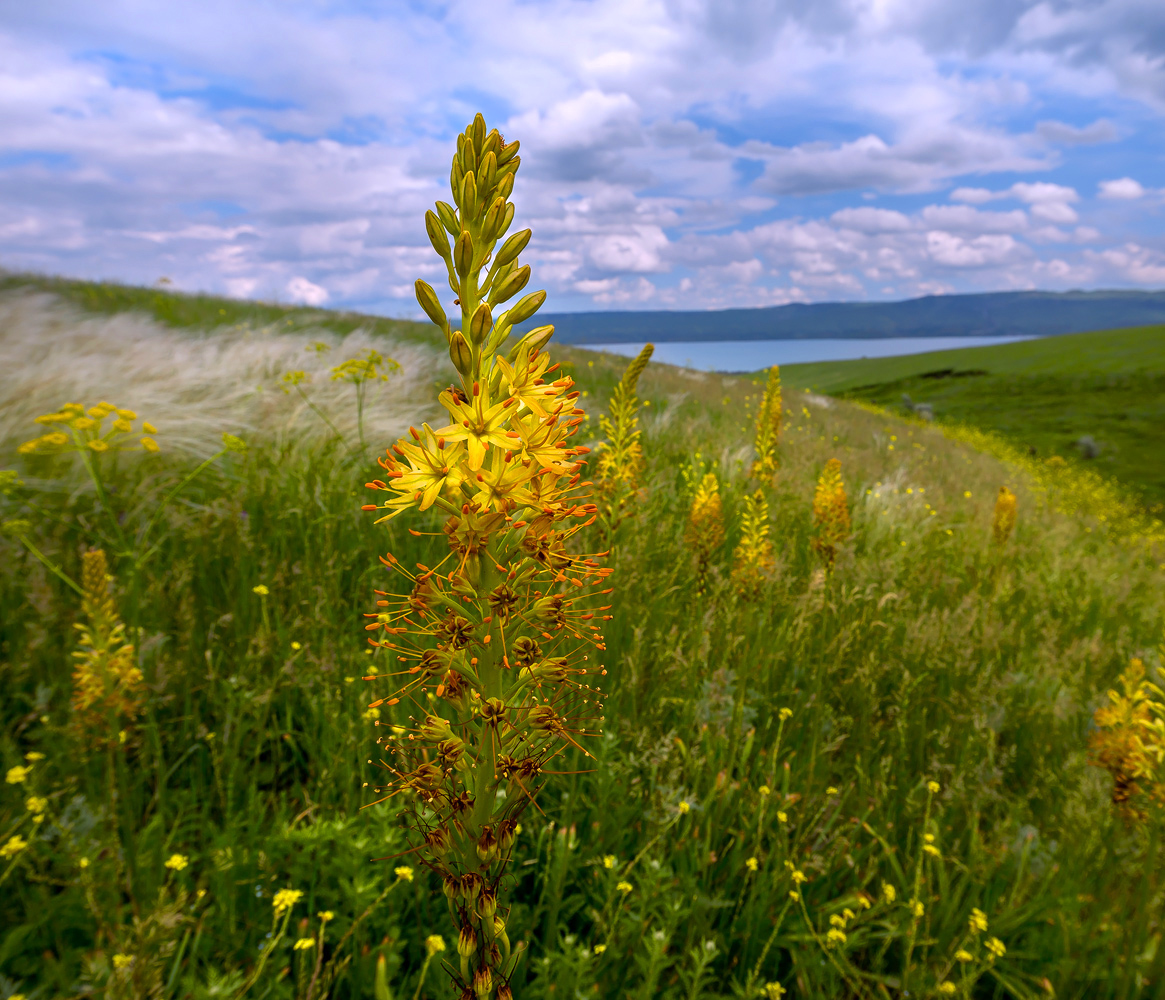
[782,325,1165,509]
[2,280,1165,1000]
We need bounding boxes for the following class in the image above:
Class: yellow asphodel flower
[433,384,516,471]
[369,424,469,520]
[494,342,563,417]
[993,486,1017,544]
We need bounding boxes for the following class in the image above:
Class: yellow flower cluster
[811,459,850,570]
[70,550,144,747]
[20,402,159,456]
[596,343,654,532]
[1089,657,1165,820]
[329,348,400,385]
[751,365,782,484]
[992,486,1018,545]
[732,488,774,598]
[687,472,725,594]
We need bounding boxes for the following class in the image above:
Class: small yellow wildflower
[294,937,316,950]
[964,491,972,498]
[955,949,973,962]
[745,857,759,872]
[910,899,925,918]
[79,857,90,869]
[791,870,807,885]
[164,854,189,871]
[25,752,45,761]
[514,823,522,835]
[253,584,269,596]
[829,914,846,928]
[779,707,792,721]
[788,890,800,901]
[969,907,988,933]
[938,983,956,995]
[112,954,133,969]
[26,796,47,814]
[319,910,334,922]
[116,409,137,420]
[143,421,158,434]
[602,855,616,869]
[291,641,302,651]
[777,810,788,824]
[6,765,31,784]
[764,983,786,999]
[826,786,838,795]
[73,417,97,430]
[593,944,607,955]
[426,934,446,956]
[985,937,1006,959]
[1,835,29,859]
[927,780,940,794]
[273,888,304,915]
[113,419,133,433]
[826,928,846,946]
[87,440,110,453]
[141,437,160,453]
[678,800,691,815]
[395,865,415,881]
[759,785,771,797]
[882,882,896,903]
[363,707,381,721]
[616,881,633,894]
[924,845,941,858]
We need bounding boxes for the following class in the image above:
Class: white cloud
[286,276,328,306]
[926,232,1025,268]
[1098,177,1146,200]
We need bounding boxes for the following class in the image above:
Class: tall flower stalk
[811,458,850,570]
[732,489,774,598]
[360,114,612,1000]
[751,366,782,485]
[686,472,725,594]
[992,486,1017,545]
[596,343,654,537]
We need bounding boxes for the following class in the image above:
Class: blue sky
[1,0,1163,316]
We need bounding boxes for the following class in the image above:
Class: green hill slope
[783,325,1165,508]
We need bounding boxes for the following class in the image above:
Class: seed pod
[454,230,474,278]
[488,265,531,307]
[469,302,493,345]
[505,289,546,326]
[478,887,498,918]
[458,925,477,957]
[494,228,531,269]
[476,825,498,861]
[435,201,460,237]
[461,872,483,900]
[462,171,478,220]
[426,210,452,259]
[415,280,448,330]
[449,331,473,376]
[426,827,451,856]
[497,138,520,165]
[473,966,492,1000]
[443,874,460,899]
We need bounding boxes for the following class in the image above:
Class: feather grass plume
[359,114,612,1000]
[811,458,850,570]
[596,343,653,535]
[751,365,782,485]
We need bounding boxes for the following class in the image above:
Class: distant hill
[519,289,1165,343]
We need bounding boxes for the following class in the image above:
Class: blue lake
[576,336,1037,373]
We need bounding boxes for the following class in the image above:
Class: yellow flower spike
[791,870,807,885]
[687,472,724,593]
[593,944,607,955]
[678,800,691,815]
[751,365,782,484]
[319,911,335,922]
[825,928,846,947]
[594,342,653,532]
[811,458,850,570]
[992,486,1018,545]
[426,934,446,955]
[272,888,304,916]
[927,780,940,794]
[732,489,774,598]
[777,811,788,824]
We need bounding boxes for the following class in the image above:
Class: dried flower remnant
[70,550,144,747]
[811,459,850,570]
[359,114,611,1000]
[751,365,782,484]
[732,489,774,598]
[992,486,1017,545]
[1089,657,1165,820]
[686,472,725,594]
[595,343,654,535]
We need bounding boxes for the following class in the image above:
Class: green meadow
[782,326,1165,510]
[2,276,1165,1000]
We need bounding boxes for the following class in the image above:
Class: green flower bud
[469,302,493,345]
[481,197,505,244]
[476,825,498,862]
[508,325,554,360]
[461,872,483,900]
[478,887,498,919]
[426,827,451,856]
[470,112,486,151]
[420,714,455,741]
[443,875,460,899]
[488,265,530,308]
[454,231,474,278]
[498,201,515,240]
[459,132,477,174]
[497,138,520,165]
[496,169,516,201]
[426,210,452,259]
[451,158,465,201]
[435,201,460,237]
[461,172,478,220]
[478,150,497,198]
[494,229,531,269]
[458,925,477,957]
[449,331,473,376]
[505,289,545,326]
[415,279,448,330]
[473,965,492,999]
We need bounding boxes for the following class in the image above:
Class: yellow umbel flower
[751,365,782,484]
[1089,657,1165,820]
[811,459,850,570]
[992,485,1017,545]
[732,489,774,598]
[21,401,159,456]
[70,550,144,748]
[359,114,612,1000]
[687,472,725,594]
[596,343,654,533]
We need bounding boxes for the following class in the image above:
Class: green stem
[137,448,228,563]
[16,533,84,596]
